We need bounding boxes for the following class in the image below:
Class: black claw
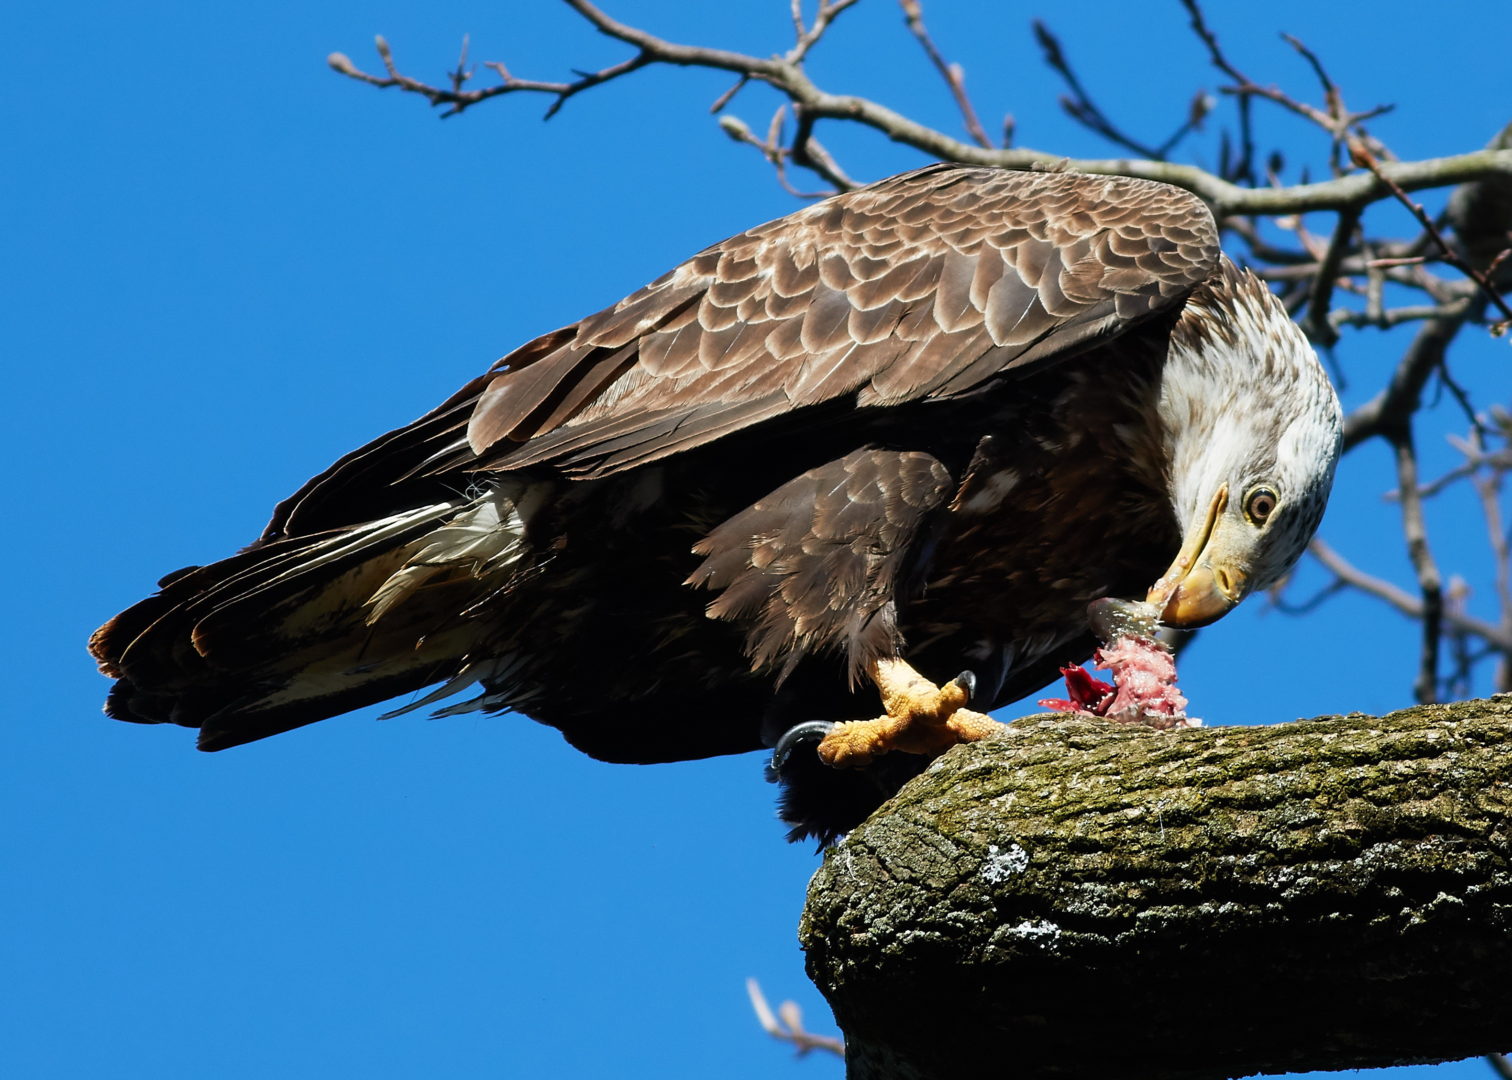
[951,669,977,703]
[766,720,837,782]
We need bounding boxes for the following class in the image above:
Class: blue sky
[4,1,1507,1077]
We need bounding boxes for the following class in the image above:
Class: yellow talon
[817,658,1005,767]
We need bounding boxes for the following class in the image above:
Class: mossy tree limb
[801,697,1512,1080]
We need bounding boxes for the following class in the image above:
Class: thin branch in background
[1351,143,1512,334]
[1490,1052,1512,1080]
[1173,90,1217,157]
[717,108,837,199]
[1372,416,1512,691]
[1033,21,1206,160]
[447,33,472,96]
[1279,32,1393,175]
[1272,576,1348,616]
[1329,303,1465,333]
[1435,360,1488,437]
[1306,540,1512,654]
[326,33,653,119]
[898,0,993,148]
[1232,93,1257,183]
[786,0,861,65]
[1181,0,1392,152]
[1303,540,1428,621]
[1260,254,1439,286]
[1445,576,1475,700]
[1487,246,1512,281]
[790,106,860,191]
[1389,430,1445,703]
[1342,300,1473,452]
[1360,234,1388,324]
[1222,217,1310,265]
[1281,33,1342,124]
[327,5,1512,216]
[1391,441,1512,500]
[1281,29,1350,176]
[1464,428,1512,691]
[708,74,749,114]
[1031,21,1153,157]
[1302,206,1362,345]
[746,978,844,1058]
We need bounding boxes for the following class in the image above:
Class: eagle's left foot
[818,658,1005,768]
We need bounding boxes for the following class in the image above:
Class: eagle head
[1148,261,1343,629]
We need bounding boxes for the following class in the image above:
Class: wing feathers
[689,449,953,679]
[306,167,1222,513]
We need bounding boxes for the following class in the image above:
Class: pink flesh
[1038,601,1198,730]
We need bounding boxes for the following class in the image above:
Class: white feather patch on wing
[365,488,530,624]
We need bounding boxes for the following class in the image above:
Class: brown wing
[269,165,1218,537]
[686,449,954,682]
[460,164,1218,478]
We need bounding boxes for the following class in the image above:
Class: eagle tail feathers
[90,488,535,749]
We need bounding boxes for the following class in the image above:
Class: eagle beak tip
[1147,483,1248,630]
[1148,567,1246,629]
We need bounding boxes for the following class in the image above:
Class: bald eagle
[90,165,1342,842]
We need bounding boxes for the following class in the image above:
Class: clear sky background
[4,2,1507,1077]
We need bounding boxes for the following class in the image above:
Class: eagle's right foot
[817,658,1004,768]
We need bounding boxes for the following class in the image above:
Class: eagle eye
[1244,486,1279,526]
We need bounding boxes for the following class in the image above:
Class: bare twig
[708,74,749,114]
[326,33,653,120]
[1302,206,1362,344]
[898,0,992,149]
[746,978,844,1058]
[1033,21,1159,160]
[1033,20,1214,161]
[1181,0,1391,152]
[1307,540,1512,654]
[1465,429,1512,691]
[1389,431,1445,703]
[1445,576,1476,700]
[1388,442,1512,499]
[786,0,861,65]
[1329,303,1466,332]
[718,108,838,199]
[1350,143,1512,334]
[1342,300,1475,452]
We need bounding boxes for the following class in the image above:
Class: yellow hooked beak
[1146,484,1250,629]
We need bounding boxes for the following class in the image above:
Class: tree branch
[1342,299,1475,452]
[897,0,992,150]
[801,700,1512,1080]
[327,6,1512,217]
[1390,429,1446,703]
[1351,142,1512,332]
[1302,204,1362,344]
[745,977,845,1058]
[1306,538,1512,653]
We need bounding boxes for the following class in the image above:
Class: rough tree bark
[801,698,1512,1080]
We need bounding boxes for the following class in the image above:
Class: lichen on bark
[801,696,1512,1080]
